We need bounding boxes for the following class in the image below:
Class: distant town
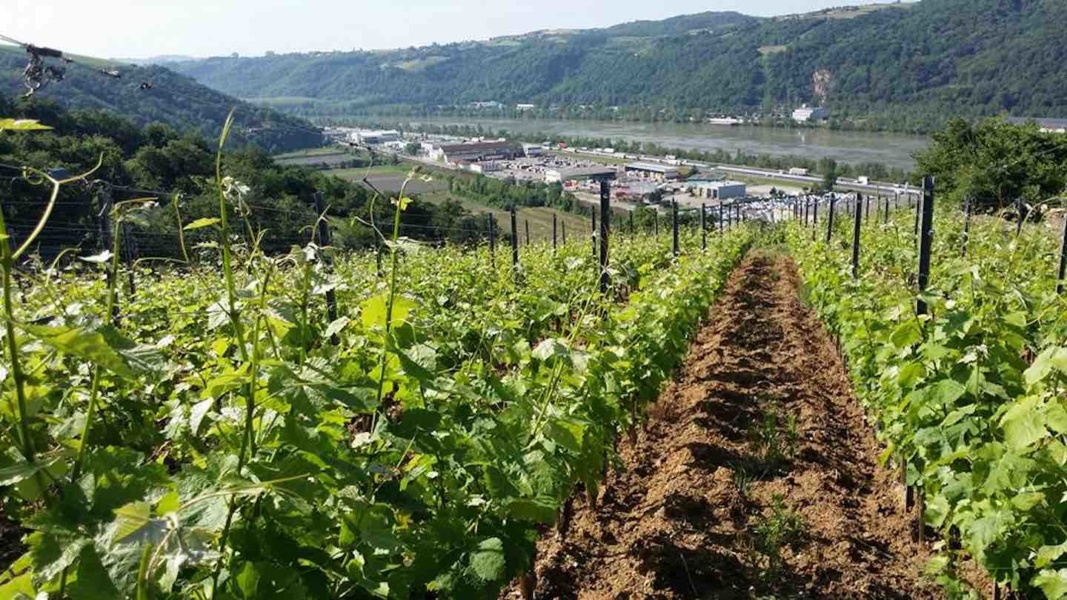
[322,125,922,219]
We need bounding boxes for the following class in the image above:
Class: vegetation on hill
[914,117,1067,212]
[169,0,1067,132]
[0,45,322,153]
[0,98,497,257]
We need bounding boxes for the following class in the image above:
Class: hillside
[167,0,1067,131]
[0,45,322,152]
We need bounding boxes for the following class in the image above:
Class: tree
[914,118,1067,212]
[819,158,838,192]
[404,141,420,156]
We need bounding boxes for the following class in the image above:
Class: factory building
[522,143,544,157]
[625,162,681,181]
[430,140,520,164]
[688,180,747,200]
[545,166,618,184]
[349,130,401,145]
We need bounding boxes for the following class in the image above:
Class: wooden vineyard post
[510,205,519,281]
[734,203,741,225]
[803,198,809,226]
[672,200,680,256]
[488,213,496,268]
[910,176,935,530]
[552,213,558,251]
[1057,210,1067,294]
[591,210,597,258]
[961,198,972,258]
[916,178,935,339]
[718,202,724,235]
[865,194,872,223]
[913,191,922,239]
[313,192,339,340]
[884,195,891,224]
[811,199,819,241]
[599,178,610,293]
[1015,198,1028,239]
[700,202,707,250]
[851,194,863,279]
[95,183,120,324]
[628,210,634,237]
[654,210,659,238]
[825,194,836,244]
[525,219,530,246]
[121,221,136,300]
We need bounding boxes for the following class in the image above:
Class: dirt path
[510,251,941,599]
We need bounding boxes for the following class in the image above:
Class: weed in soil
[752,494,806,579]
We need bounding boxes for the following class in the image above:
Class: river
[390,117,928,171]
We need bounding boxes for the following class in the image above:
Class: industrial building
[625,162,681,181]
[792,106,829,123]
[688,180,747,200]
[430,140,520,164]
[545,166,618,184]
[349,130,401,145]
[522,143,544,157]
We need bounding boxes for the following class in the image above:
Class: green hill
[0,45,323,152]
[166,0,1067,131]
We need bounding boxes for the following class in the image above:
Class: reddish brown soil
[507,251,942,599]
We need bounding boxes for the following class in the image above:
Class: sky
[3,0,894,59]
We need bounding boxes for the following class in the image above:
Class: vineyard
[789,195,1067,598]
[1,120,1067,599]
[0,121,757,597]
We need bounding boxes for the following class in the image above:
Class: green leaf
[0,458,61,486]
[23,324,139,378]
[1001,396,1047,450]
[324,316,349,339]
[890,320,921,349]
[922,379,967,408]
[183,217,221,231]
[469,537,506,582]
[1037,543,1067,569]
[532,339,567,362]
[189,398,214,435]
[0,572,34,598]
[360,294,416,330]
[156,491,181,515]
[69,545,121,600]
[504,498,557,523]
[236,561,261,598]
[112,501,157,544]
[924,494,950,528]
[1033,569,1067,599]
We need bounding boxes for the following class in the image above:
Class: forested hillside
[169,0,1067,131]
[0,98,497,256]
[0,45,322,152]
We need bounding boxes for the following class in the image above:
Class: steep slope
[0,45,322,152]
[168,0,1067,130]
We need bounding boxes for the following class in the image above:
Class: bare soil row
[508,251,942,599]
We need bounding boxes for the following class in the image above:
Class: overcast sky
[4,0,894,59]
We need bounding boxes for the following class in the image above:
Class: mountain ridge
[164,0,1066,132]
[0,45,322,152]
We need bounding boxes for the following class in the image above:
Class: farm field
[329,165,452,196]
[418,190,604,245]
